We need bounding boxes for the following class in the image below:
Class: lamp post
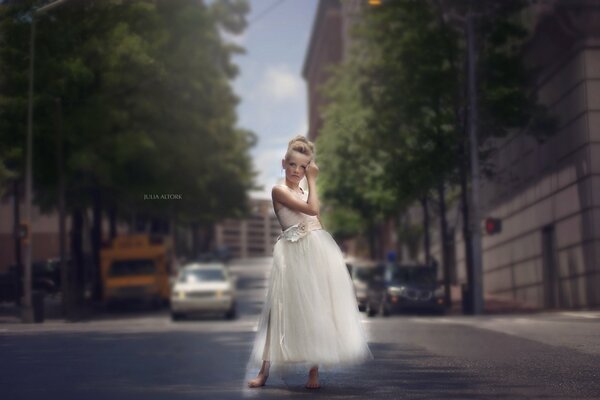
[22,0,73,323]
[465,9,484,315]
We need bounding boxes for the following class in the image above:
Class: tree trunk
[200,223,215,253]
[150,218,169,234]
[91,186,102,302]
[368,219,377,260]
[421,196,431,265]
[191,222,200,258]
[437,180,452,308]
[459,138,474,300]
[109,206,117,239]
[12,180,22,306]
[70,208,85,320]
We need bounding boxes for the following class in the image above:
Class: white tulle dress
[246,185,374,377]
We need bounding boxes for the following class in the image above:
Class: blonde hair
[284,135,315,160]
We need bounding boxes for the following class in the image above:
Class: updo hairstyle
[284,135,315,161]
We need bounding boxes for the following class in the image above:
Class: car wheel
[171,312,184,321]
[225,304,236,320]
[379,302,390,317]
[367,303,377,317]
[151,297,162,310]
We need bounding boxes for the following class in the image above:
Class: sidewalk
[1,294,62,324]
[0,294,102,324]
[448,284,542,315]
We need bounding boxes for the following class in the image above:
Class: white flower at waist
[278,220,320,243]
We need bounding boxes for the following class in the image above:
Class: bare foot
[305,366,321,389]
[247,372,269,388]
[248,361,270,388]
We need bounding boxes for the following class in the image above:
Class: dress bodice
[274,185,322,232]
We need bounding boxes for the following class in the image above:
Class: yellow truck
[100,234,174,308]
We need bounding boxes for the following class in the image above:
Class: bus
[100,234,174,308]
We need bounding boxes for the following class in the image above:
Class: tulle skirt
[246,229,374,376]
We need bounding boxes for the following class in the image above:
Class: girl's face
[282,152,311,184]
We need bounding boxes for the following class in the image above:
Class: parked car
[170,262,237,321]
[36,258,65,295]
[345,258,379,312]
[0,259,66,303]
[366,262,445,317]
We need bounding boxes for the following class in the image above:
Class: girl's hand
[306,160,319,180]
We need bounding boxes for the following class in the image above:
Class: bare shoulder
[271,184,284,192]
[271,184,287,197]
[271,185,289,203]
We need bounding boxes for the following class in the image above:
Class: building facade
[471,1,600,309]
[214,196,280,259]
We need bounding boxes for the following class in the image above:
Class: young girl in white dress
[246,135,373,390]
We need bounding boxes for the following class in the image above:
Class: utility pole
[22,0,73,323]
[465,9,484,315]
[22,9,37,323]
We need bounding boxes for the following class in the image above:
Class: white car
[170,262,237,320]
[345,258,379,312]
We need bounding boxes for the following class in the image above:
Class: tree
[0,0,255,308]
[317,51,397,259]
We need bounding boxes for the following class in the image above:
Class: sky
[223,0,319,199]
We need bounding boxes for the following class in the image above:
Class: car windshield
[178,269,225,283]
[353,266,378,281]
[386,266,436,285]
[110,259,156,277]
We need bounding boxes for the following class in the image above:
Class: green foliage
[317,54,396,234]
[0,0,256,224]
[321,205,364,240]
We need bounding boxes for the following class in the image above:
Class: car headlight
[387,286,405,296]
[216,289,232,297]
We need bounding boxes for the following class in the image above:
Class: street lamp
[22,0,73,323]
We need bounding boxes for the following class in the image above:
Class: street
[1,257,599,399]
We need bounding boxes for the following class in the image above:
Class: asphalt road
[1,257,599,399]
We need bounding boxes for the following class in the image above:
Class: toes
[305,381,321,389]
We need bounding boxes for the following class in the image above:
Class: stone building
[470,1,600,309]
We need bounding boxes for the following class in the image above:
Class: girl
[246,135,373,390]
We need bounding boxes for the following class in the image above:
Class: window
[110,259,156,277]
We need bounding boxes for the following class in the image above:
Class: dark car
[0,258,67,302]
[366,262,446,317]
